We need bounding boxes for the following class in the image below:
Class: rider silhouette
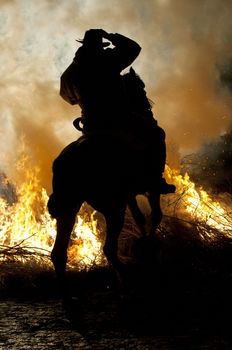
[60,29,175,194]
[60,29,141,133]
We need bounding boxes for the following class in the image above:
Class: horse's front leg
[51,211,76,302]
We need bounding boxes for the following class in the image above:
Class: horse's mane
[122,67,154,112]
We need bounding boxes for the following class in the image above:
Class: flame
[164,165,232,239]
[1,157,232,269]
[0,159,106,269]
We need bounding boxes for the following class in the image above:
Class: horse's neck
[122,70,152,113]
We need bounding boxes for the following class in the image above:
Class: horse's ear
[129,67,136,75]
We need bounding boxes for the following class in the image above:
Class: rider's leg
[150,126,176,194]
[146,191,163,234]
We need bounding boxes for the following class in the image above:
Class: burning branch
[164,165,232,237]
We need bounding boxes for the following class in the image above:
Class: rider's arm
[104,32,141,71]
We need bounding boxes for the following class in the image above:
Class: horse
[47,130,165,302]
[48,68,175,310]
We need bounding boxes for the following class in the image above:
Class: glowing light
[1,157,232,269]
[0,158,105,269]
[164,165,232,238]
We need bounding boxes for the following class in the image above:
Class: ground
[1,218,232,349]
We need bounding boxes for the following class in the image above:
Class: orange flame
[1,158,232,269]
[164,165,232,239]
[0,159,106,269]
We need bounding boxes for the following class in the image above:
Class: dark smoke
[181,129,232,194]
[0,172,17,205]
[181,58,232,193]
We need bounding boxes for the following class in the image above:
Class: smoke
[149,1,232,158]
[1,0,232,190]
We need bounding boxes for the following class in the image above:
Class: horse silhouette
[48,68,174,307]
[48,133,164,297]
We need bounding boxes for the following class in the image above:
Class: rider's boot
[160,178,176,194]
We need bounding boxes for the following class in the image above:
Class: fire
[164,165,232,239]
[0,160,105,269]
[1,157,232,269]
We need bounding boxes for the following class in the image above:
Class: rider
[60,29,141,133]
[60,29,175,194]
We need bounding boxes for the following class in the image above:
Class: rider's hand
[103,32,114,41]
[99,29,108,37]
[88,29,115,42]
[104,33,120,45]
[90,29,108,38]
